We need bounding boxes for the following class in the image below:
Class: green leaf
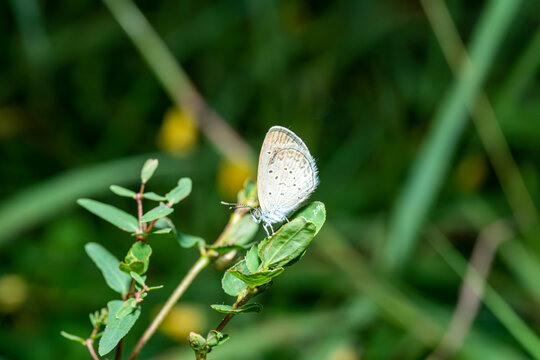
[222,260,248,296]
[258,217,316,269]
[152,228,172,235]
[228,267,284,287]
[109,185,136,198]
[119,242,152,275]
[60,331,85,344]
[78,199,139,233]
[188,332,207,352]
[116,298,138,319]
[245,245,260,273]
[140,205,173,222]
[89,308,108,327]
[166,177,192,204]
[99,300,141,356]
[85,243,131,295]
[177,232,205,248]
[142,192,167,201]
[206,330,229,347]
[292,201,326,236]
[210,303,262,314]
[206,243,251,254]
[130,271,145,287]
[141,159,159,184]
[227,215,259,246]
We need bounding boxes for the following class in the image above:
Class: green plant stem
[127,255,211,360]
[85,340,99,360]
[215,293,252,333]
[136,183,146,239]
[195,292,253,360]
[85,324,101,360]
[114,338,123,360]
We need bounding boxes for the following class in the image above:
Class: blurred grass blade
[429,229,540,359]
[383,0,521,270]
[101,0,255,167]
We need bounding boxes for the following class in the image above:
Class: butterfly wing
[257,126,318,218]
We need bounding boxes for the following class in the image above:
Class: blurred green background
[2,0,540,359]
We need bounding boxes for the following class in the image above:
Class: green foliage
[228,267,284,287]
[166,177,192,204]
[130,271,146,287]
[60,331,85,344]
[99,300,141,356]
[206,243,252,254]
[177,232,206,248]
[85,242,131,295]
[116,298,139,319]
[222,260,248,297]
[293,201,326,236]
[210,303,262,314]
[221,202,326,299]
[258,217,316,269]
[109,185,136,198]
[119,242,152,275]
[257,202,326,270]
[140,159,159,184]
[5,0,540,358]
[142,192,167,201]
[89,308,108,328]
[140,205,174,222]
[225,215,259,246]
[188,330,229,359]
[188,332,207,352]
[245,245,261,273]
[206,330,229,347]
[77,199,139,233]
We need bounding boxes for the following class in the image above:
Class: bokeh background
[2,0,540,359]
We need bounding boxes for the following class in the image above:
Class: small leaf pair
[119,242,152,275]
[188,330,229,358]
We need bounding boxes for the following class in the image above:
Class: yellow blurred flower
[158,303,207,343]
[217,160,256,200]
[0,274,28,313]
[455,153,488,193]
[329,344,360,360]
[157,107,198,155]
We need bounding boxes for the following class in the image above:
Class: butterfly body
[252,126,319,236]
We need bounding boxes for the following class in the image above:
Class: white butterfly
[223,126,319,237]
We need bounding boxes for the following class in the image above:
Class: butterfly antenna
[220,201,257,211]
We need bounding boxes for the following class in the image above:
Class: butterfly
[223,126,319,237]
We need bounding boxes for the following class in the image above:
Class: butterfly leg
[262,223,271,238]
[269,223,275,235]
